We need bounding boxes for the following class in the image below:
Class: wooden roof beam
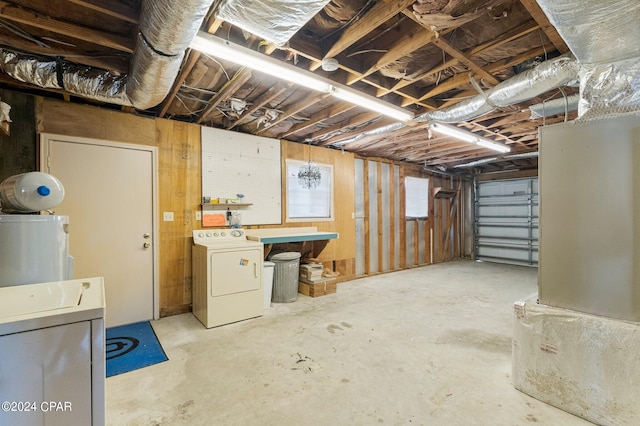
[255,92,330,135]
[347,26,439,85]
[430,37,500,85]
[410,44,554,106]
[196,68,252,123]
[281,102,355,138]
[519,0,569,54]
[0,1,134,52]
[228,82,291,129]
[313,111,382,145]
[324,0,415,60]
[381,20,540,97]
[67,0,138,24]
[159,50,201,117]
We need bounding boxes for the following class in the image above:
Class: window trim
[285,159,334,222]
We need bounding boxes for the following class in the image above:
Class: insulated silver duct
[329,55,580,146]
[529,93,579,119]
[414,54,580,124]
[535,0,640,65]
[453,151,539,168]
[535,0,640,122]
[328,122,406,147]
[0,0,214,110]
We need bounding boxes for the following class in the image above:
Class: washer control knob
[221,232,226,237]
[197,232,204,238]
[205,232,212,237]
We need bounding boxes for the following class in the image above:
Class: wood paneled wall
[37,98,202,316]
[34,97,462,315]
[35,98,356,316]
[268,141,357,282]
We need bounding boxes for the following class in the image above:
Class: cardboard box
[298,279,336,297]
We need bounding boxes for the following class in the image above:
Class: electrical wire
[0,19,49,48]
[318,0,376,43]
[202,53,231,81]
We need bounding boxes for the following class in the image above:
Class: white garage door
[475,177,538,267]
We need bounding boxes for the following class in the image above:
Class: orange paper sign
[202,213,226,227]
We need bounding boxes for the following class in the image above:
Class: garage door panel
[475,177,538,267]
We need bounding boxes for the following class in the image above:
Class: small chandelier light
[298,162,321,189]
[298,141,322,189]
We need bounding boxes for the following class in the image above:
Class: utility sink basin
[0,277,105,335]
[0,280,84,319]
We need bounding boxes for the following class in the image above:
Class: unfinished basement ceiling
[0,0,587,173]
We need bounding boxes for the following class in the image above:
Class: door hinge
[47,156,51,169]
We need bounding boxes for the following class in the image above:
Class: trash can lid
[268,252,302,261]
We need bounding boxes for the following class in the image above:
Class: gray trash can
[268,252,301,303]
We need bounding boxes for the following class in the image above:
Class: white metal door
[42,134,157,327]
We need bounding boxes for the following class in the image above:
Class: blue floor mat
[106,321,168,377]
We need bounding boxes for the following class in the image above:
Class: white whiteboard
[201,127,281,225]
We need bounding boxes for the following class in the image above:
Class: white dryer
[192,229,264,328]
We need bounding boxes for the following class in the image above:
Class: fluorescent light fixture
[430,122,510,153]
[190,33,331,93]
[189,32,414,122]
[331,86,414,122]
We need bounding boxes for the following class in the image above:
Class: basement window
[286,159,334,222]
[405,176,429,218]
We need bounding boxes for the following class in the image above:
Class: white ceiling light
[429,122,510,153]
[190,33,331,93]
[331,86,414,122]
[189,32,414,123]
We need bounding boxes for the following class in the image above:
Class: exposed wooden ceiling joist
[0,0,134,53]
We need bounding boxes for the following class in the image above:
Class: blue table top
[245,230,339,244]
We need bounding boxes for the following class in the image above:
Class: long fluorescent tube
[189,32,414,122]
[190,33,331,93]
[331,86,414,122]
[430,122,510,153]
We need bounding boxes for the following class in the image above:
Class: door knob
[143,233,150,239]
[143,242,151,248]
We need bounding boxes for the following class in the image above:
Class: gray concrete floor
[106,260,592,426]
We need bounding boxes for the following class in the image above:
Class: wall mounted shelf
[201,203,253,209]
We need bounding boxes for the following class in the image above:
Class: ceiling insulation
[6,0,635,173]
[216,0,333,46]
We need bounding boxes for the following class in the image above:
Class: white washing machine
[192,228,264,328]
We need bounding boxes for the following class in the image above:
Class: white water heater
[0,172,73,288]
[0,215,73,287]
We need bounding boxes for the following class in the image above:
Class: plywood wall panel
[35,97,463,315]
[38,98,155,145]
[38,98,201,317]
[155,118,201,316]
[259,140,356,282]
